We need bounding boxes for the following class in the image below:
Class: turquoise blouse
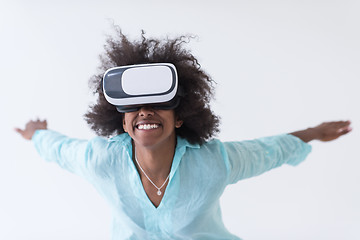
[32,130,312,240]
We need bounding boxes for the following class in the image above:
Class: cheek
[123,122,132,133]
[122,115,131,132]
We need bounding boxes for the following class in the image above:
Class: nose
[138,106,155,117]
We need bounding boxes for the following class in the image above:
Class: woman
[16,30,352,240]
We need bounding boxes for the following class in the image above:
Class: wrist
[305,127,321,141]
[290,128,319,143]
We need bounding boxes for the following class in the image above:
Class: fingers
[312,120,350,142]
[334,120,352,134]
[335,120,351,126]
[337,126,352,135]
[318,120,352,141]
[25,119,47,126]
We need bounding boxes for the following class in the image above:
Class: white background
[1,1,359,239]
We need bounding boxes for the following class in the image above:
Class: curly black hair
[85,29,220,144]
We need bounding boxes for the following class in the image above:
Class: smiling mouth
[136,123,161,130]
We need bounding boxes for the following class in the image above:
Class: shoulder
[86,133,132,178]
[182,138,227,164]
[177,137,225,155]
[87,133,131,154]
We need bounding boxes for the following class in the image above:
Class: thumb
[14,128,23,134]
[14,128,26,137]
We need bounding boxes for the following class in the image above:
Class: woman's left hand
[290,120,352,143]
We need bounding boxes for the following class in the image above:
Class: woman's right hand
[15,119,47,140]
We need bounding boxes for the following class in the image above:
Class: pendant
[157,190,162,195]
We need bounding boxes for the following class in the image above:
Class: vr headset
[103,63,182,112]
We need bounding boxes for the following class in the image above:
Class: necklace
[134,153,170,196]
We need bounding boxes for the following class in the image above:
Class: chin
[133,136,160,148]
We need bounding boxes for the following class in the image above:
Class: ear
[175,119,183,129]
[123,118,128,132]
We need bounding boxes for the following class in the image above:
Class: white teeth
[137,124,159,130]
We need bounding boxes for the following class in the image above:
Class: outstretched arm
[290,120,352,143]
[15,119,48,140]
[15,119,95,177]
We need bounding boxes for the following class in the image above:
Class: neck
[132,137,176,180]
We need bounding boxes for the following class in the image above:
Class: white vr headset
[103,63,182,112]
